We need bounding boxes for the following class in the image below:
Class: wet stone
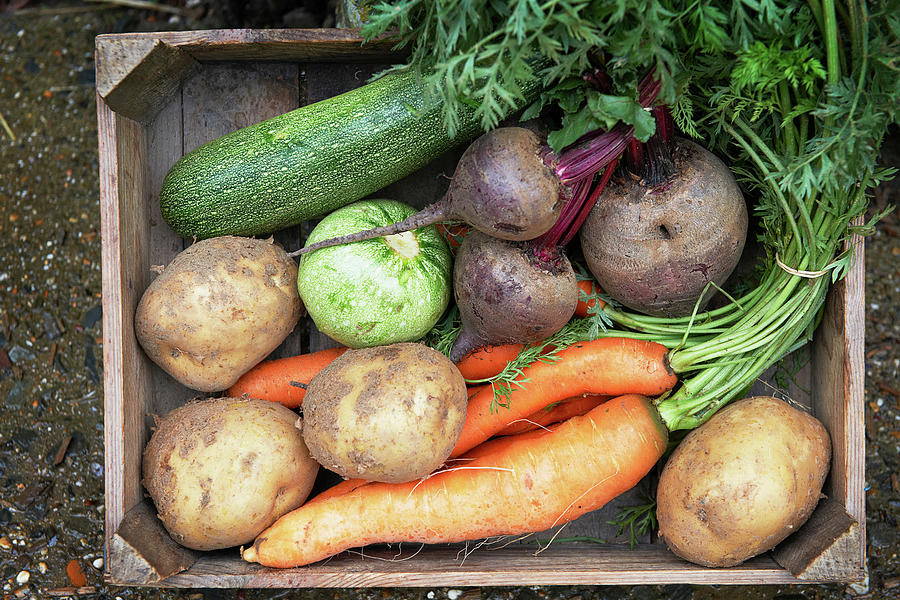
[7,346,35,364]
[81,305,102,330]
[10,428,37,452]
[83,335,99,383]
[42,311,62,340]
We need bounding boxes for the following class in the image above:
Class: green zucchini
[159,68,542,239]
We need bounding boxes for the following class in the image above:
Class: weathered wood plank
[808,229,867,579]
[773,496,862,581]
[107,500,197,585]
[160,545,805,587]
[96,38,200,124]
[96,28,399,63]
[97,94,153,542]
[144,89,198,420]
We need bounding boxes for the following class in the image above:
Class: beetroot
[293,127,568,256]
[579,138,748,317]
[449,231,578,362]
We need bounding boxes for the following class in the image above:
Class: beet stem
[554,71,662,185]
[558,158,618,248]
[630,106,677,185]
[290,199,452,256]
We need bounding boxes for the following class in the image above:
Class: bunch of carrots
[227,293,679,568]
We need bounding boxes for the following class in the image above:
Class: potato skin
[142,397,319,551]
[135,236,303,392]
[301,343,468,483]
[656,396,831,567]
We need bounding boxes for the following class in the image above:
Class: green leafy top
[361,0,683,149]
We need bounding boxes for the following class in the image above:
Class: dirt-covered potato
[301,342,468,483]
[656,396,831,567]
[142,397,319,551]
[135,236,303,392]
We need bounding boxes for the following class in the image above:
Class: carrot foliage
[372,0,899,430]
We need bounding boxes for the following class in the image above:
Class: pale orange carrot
[241,394,668,568]
[450,337,675,457]
[574,279,606,318]
[455,344,524,380]
[495,394,610,436]
[226,347,346,408]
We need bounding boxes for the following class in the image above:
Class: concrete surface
[0,3,897,600]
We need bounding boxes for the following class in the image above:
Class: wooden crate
[97,29,867,588]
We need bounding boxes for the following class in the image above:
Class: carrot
[495,394,610,436]
[226,347,346,408]
[574,279,606,318]
[450,337,675,457]
[437,223,470,249]
[241,393,668,568]
[454,343,524,380]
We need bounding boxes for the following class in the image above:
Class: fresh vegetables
[297,199,453,348]
[300,343,468,483]
[141,397,320,551]
[450,230,580,361]
[656,396,831,567]
[159,67,544,240]
[241,393,668,568]
[134,236,303,392]
[450,337,676,457]
[588,0,898,431]
[496,394,610,436]
[294,126,567,254]
[454,343,525,380]
[580,136,748,317]
[140,0,898,572]
[226,346,347,408]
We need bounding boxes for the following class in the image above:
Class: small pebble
[37,562,47,574]
[15,571,29,585]
[0,536,11,550]
[448,591,462,600]
[92,557,103,569]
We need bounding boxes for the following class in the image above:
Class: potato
[301,342,468,483]
[142,397,319,551]
[656,396,831,567]
[135,236,303,392]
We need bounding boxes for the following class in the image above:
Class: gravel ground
[0,3,897,600]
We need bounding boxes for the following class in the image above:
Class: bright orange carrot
[455,343,524,380]
[495,394,610,436]
[450,337,675,457]
[437,223,470,249]
[226,347,346,408]
[241,394,668,568]
[574,279,606,318]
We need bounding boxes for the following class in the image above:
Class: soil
[0,2,897,599]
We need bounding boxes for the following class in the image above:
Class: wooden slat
[96,28,399,62]
[95,29,400,123]
[804,230,867,581]
[773,496,861,580]
[95,38,200,124]
[107,500,197,585]
[158,545,807,587]
[98,94,153,541]
[143,89,198,420]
